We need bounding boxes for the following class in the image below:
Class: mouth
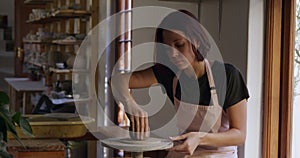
[172,59,187,68]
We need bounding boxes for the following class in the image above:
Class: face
[162,30,197,70]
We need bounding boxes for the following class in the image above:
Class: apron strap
[204,59,216,89]
[172,72,181,97]
[204,59,220,106]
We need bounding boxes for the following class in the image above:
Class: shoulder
[152,64,176,81]
[151,64,176,99]
[224,63,240,74]
[212,60,237,71]
[211,61,249,108]
[212,61,242,79]
[223,63,245,84]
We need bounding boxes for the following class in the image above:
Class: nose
[168,48,179,58]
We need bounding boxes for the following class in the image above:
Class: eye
[175,42,185,48]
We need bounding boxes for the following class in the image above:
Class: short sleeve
[223,65,250,109]
[151,64,176,102]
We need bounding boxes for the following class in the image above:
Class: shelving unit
[18,0,99,157]
[21,0,95,114]
[23,0,91,81]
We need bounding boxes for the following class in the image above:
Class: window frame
[263,0,294,157]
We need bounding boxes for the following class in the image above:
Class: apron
[166,59,238,158]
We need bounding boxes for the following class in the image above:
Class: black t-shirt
[152,60,250,110]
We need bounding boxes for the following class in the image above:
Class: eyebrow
[173,39,184,43]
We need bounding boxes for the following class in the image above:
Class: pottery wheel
[118,137,162,144]
[101,137,173,152]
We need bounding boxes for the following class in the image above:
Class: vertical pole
[116,0,133,157]
[116,0,132,129]
[117,0,132,72]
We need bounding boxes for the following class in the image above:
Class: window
[292,1,300,157]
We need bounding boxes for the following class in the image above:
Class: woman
[111,10,249,157]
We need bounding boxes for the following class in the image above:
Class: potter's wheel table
[101,137,173,158]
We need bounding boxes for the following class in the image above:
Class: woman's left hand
[169,132,207,155]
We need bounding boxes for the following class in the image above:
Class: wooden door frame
[263,0,294,157]
[279,0,294,157]
[14,1,43,77]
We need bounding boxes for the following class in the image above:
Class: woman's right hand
[125,99,149,140]
[110,70,156,140]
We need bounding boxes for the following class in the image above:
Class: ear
[190,39,204,61]
[192,38,201,48]
[190,39,201,53]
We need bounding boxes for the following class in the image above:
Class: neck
[183,60,206,79]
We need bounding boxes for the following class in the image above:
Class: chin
[174,63,189,70]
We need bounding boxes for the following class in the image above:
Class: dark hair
[155,10,210,64]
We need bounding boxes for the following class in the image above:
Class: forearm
[170,101,247,154]
[110,73,134,106]
[200,100,247,147]
[200,128,246,147]
[110,68,157,105]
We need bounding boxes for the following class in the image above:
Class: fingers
[144,113,150,137]
[128,111,149,140]
[139,112,149,140]
[170,143,190,154]
[145,112,149,132]
[129,115,135,139]
[169,133,189,141]
[168,133,200,155]
[139,114,143,140]
[135,115,140,139]
[169,143,192,155]
[141,112,149,139]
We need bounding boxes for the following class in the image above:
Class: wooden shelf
[49,67,88,74]
[49,67,72,74]
[23,39,82,45]
[52,10,91,18]
[27,61,45,67]
[71,69,89,73]
[52,39,82,45]
[23,39,52,44]
[26,18,53,24]
[26,62,87,74]
[51,98,90,104]
[24,0,53,5]
[27,10,91,24]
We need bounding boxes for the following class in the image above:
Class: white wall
[200,0,249,77]
[133,0,198,15]
[132,0,198,47]
[246,0,264,157]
